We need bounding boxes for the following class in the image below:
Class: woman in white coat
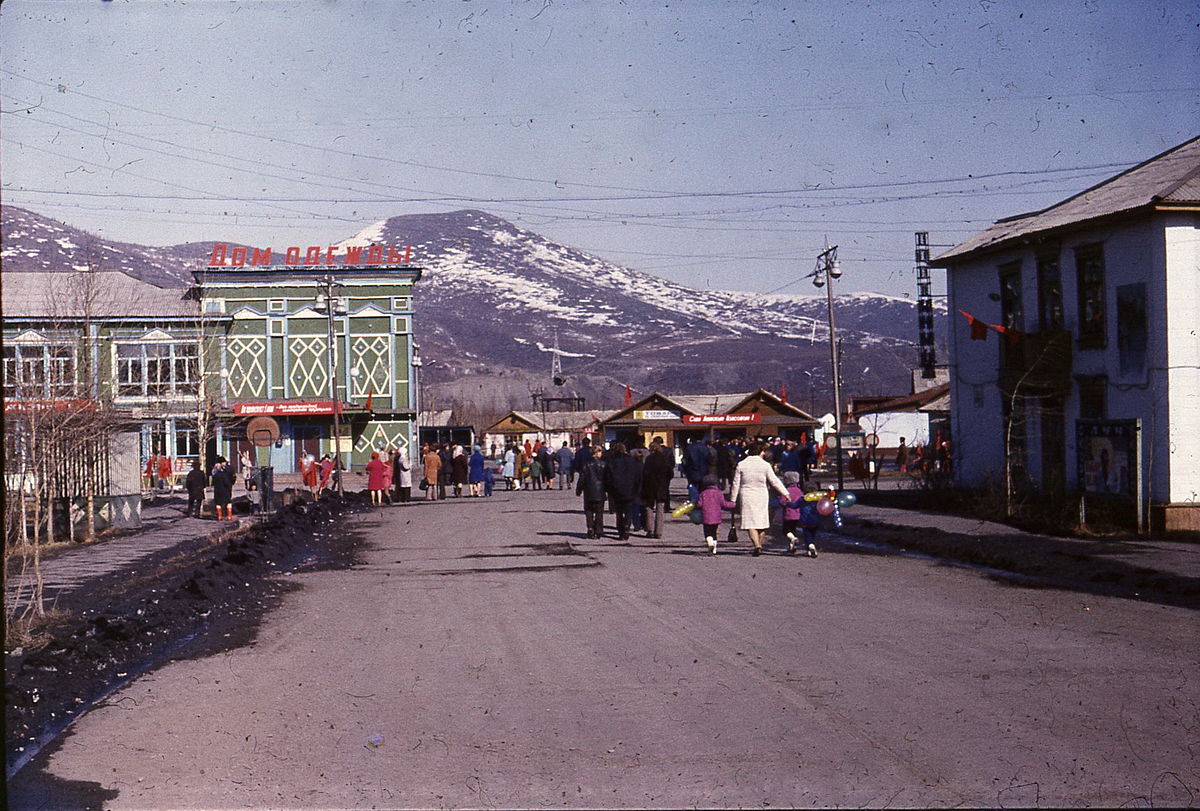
[730,441,791,556]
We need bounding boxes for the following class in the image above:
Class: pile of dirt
[5,494,369,778]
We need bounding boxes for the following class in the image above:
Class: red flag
[958,309,988,341]
[365,381,374,411]
[780,382,788,403]
[991,323,1021,346]
[623,384,633,407]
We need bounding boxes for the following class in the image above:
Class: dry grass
[5,606,72,654]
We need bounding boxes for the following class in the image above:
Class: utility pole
[811,245,845,491]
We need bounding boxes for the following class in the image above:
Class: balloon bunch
[671,501,705,524]
[805,488,857,529]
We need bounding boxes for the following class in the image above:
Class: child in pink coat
[778,471,819,557]
[696,474,737,556]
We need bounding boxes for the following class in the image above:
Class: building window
[1036,253,1063,331]
[1078,375,1107,420]
[175,421,200,458]
[269,318,286,336]
[1075,245,1106,348]
[998,261,1023,331]
[2,344,77,398]
[115,342,199,398]
[998,261,1023,371]
[391,296,411,311]
[268,299,286,312]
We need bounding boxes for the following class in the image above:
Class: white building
[933,136,1199,532]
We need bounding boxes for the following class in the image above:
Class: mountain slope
[1,206,945,412]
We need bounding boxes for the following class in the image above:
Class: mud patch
[5,494,370,786]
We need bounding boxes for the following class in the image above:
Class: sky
[1,0,1197,299]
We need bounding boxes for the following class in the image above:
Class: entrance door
[294,425,322,471]
[1040,398,1066,499]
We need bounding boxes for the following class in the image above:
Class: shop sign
[634,409,681,420]
[681,414,762,425]
[234,401,345,416]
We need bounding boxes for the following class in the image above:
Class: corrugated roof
[673,393,754,415]
[2,270,197,318]
[934,135,1200,264]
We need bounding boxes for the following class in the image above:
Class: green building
[195,263,422,475]
[3,261,422,481]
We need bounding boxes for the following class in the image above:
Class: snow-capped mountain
[1,206,945,412]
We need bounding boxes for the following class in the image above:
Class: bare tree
[5,264,121,625]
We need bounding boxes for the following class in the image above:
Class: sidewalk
[4,497,245,614]
[847,502,1200,582]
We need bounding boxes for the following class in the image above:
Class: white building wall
[1164,215,1200,504]
[855,411,930,450]
[946,247,1013,489]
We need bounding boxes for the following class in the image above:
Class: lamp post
[411,343,423,451]
[812,245,845,491]
[314,275,347,497]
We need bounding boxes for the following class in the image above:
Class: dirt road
[16,487,1199,808]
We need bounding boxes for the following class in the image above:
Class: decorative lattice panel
[288,336,337,398]
[356,421,411,453]
[351,335,392,398]
[226,337,268,398]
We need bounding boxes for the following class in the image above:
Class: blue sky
[2,0,1196,298]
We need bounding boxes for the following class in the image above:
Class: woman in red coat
[301,454,319,493]
[365,451,387,506]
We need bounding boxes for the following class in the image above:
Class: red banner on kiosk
[681,414,762,425]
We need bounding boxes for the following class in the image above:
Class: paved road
[23,487,1200,808]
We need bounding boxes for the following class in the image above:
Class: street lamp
[812,245,845,491]
[314,275,347,497]
[411,343,422,450]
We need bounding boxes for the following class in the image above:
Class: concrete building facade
[933,136,1200,531]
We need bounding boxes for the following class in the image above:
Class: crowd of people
[161,432,891,553]
[394,434,838,558]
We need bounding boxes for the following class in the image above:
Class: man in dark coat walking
[575,447,607,539]
[683,438,711,504]
[185,459,208,517]
[641,441,674,538]
[211,457,235,521]
[603,442,643,540]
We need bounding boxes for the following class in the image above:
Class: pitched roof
[2,270,198,319]
[418,409,456,427]
[852,382,950,417]
[509,410,612,431]
[934,135,1200,264]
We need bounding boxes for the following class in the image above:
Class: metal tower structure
[915,232,937,379]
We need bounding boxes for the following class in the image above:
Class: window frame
[2,343,77,399]
[1036,252,1064,332]
[113,341,200,399]
[1075,244,1106,349]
